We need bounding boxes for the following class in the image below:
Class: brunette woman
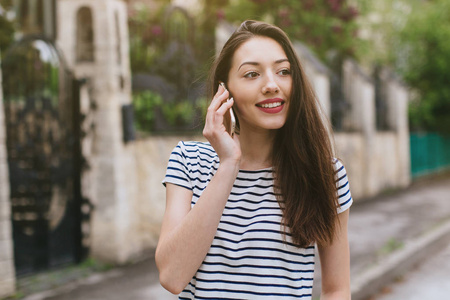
[156,20,352,300]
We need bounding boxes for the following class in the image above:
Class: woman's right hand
[203,84,241,166]
[157,85,242,293]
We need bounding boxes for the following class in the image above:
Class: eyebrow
[238,58,290,71]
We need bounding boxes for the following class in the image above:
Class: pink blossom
[280,18,292,28]
[348,6,359,18]
[340,6,358,22]
[328,0,342,12]
[278,8,289,18]
[151,25,162,37]
[216,9,225,21]
[303,0,315,11]
[332,24,342,34]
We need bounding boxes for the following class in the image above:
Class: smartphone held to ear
[219,82,236,137]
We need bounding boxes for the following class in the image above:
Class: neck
[238,127,276,171]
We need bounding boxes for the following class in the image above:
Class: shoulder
[176,141,217,158]
[172,141,219,168]
[332,158,349,187]
[333,158,346,176]
[333,158,353,213]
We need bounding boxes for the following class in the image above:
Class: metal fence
[410,133,450,177]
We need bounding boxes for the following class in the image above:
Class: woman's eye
[278,69,291,76]
[244,71,259,78]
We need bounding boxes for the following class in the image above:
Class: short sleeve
[162,141,192,191]
[334,159,353,214]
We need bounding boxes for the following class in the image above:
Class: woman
[156,20,352,299]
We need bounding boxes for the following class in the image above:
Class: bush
[397,0,450,133]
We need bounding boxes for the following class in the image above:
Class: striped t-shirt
[163,141,353,299]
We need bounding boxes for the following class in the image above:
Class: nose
[261,73,279,94]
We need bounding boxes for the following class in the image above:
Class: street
[373,242,450,299]
[39,259,176,300]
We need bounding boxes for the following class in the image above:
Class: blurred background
[0,0,449,299]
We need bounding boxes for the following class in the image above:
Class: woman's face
[227,36,292,133]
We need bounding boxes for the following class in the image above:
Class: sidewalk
[373,242,450,299]
[18,173,450,300]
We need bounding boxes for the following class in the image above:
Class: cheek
[284,80,293,99]
[230,92,248,113]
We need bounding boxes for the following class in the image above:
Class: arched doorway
[2,36,82,276]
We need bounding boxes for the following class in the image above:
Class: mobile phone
[219,82,236,137]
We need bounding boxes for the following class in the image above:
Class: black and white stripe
[163,141,353,299]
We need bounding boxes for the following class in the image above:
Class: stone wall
[335,132,409,200]
[57,0,141,263]
[133,129,410,250]
[132,136,204,249]
[293,42,331,119]
[0,54,16,298]
[338,60,410,198]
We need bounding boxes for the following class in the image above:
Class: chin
[263,121,286,130]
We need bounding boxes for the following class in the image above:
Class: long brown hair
[208,20,339,248]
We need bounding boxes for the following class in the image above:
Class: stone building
[0,2,410,298]
[0,51,15,300]
[0,0,144,297]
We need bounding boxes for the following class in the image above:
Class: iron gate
[2,36,82,276]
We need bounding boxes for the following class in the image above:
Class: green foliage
[378,238,404,256]
[133,90,208,132]
[355,0,411,67]
[128,2,168,73]
[161,100,195,126]
[396,0,450,133]
[79,257,114,272]
[0,4,15,57]
[133,90,163,131]
[128,0,223,76]
[128,2,217,133]
[225,0,366,62]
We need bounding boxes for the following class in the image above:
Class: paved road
[37,259,176,300]
[374,242,450,300]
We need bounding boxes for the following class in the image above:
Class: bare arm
[318,209,351,300]
[155,85,240,294]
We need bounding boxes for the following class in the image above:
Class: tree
[0,0,15,57]
[224,0,366,63]
[396,0,450,133]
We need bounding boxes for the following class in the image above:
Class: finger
[205,92,229,128]
[209,86,229,111]
[215,83,225,96]
[215,97,234,116]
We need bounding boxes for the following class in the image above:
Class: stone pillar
[57,0,140,264]
[342,59,377,196]
[0,53,16,298]
[382,70,411,187]
[293,42,331,121]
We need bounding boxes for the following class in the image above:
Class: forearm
[155,161,239,293]
[319,210,351,300]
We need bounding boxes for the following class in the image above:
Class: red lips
[256,98,285,114]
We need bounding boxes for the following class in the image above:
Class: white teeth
[260,102,282,108]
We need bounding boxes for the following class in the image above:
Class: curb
[21,269,123,300]
[351,219,450,300]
